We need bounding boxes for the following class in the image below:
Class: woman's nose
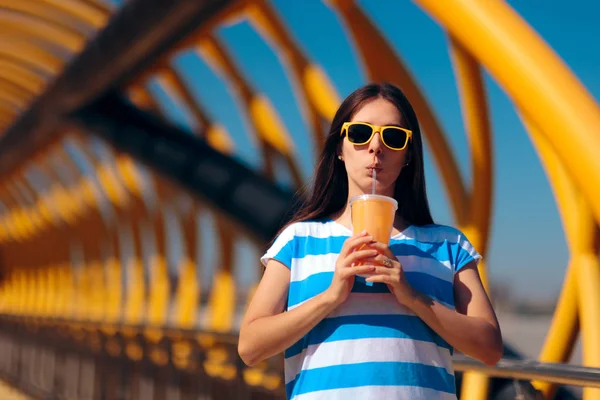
[368,131,383,154]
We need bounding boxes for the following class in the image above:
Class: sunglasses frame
[340,121,413,151]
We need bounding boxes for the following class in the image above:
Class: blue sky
[132,0,600,301]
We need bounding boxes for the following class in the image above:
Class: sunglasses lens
[347,124,373,144]
[382,127,408,149]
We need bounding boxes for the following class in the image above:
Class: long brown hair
[279,82,434,237]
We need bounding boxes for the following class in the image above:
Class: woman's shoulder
[409,223,471,244]
[410,223,481,269]
[280,218,349,239]
[261,218,345,268]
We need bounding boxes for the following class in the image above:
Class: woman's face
[340,97,410,197]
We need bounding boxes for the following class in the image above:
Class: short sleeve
[260,223,296,270]
[454,231,482,273]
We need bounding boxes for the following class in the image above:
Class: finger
[367,241,394,257]
[370,266,395,276]
[362,254,398,267]
[365,275,394,283]
[347,235,377,253]
[344,249,379,267]
[375,254,400,268]
[342,265,376,278]
[341,231,372,256]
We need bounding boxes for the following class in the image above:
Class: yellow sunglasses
[341,122,413,151]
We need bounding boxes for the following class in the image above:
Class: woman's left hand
[365,242,415,308]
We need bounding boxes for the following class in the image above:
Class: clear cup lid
[349,194,398,210]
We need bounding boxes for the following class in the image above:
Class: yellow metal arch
[449,38,493,258]
[403,1,600,399]
[246,0,341,150]
[0,90,29,110]
[524,117,598,398]
[0,100,19,114]
[0,62,46,93]
[0,76,37,98]
[0,52,58,79]
[414,0,600,225]
[197,34,302,185]
[37,0,110,28]
[0,13,84,54]
[157,67,235,153]
[0,42,64,74]
[0,1,96,35]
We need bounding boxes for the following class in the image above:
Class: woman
[238,83,502,400]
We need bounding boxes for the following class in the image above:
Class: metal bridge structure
[0,0,599,399]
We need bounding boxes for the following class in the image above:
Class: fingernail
[361,230,368,235]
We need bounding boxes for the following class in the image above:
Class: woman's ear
[336,143,344,162]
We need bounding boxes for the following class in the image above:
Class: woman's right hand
[325,231,379,307]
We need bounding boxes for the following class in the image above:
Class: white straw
[372,169,376,194]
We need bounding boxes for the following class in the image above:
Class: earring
[338,155,343,161]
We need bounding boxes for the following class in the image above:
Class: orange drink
[349,194,398,275]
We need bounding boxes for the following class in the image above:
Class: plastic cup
[349,194,398,276]
[350,194,398,242]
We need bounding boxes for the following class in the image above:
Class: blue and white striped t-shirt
[260,218,482,400]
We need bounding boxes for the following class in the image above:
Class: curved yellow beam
[0,104,18,117]
[0,1,96,35]
[0,13,84,53]
[28,166,79,228]
[37,0,110,28]
[574,223,600,400]
[10,179,45,237]
[198,34,303,186]
[73,132,146,206]
[0,62,46,93]
[126,84,163,115]
[144,183,170,337]
[0,184,33,242]
[0,106,16,115]
[158,68,209,128]
[209,214,237,332]
[174,201,200,330]
[327,0,468,225]
[0,91,27,111]
[527,184,578,398]
[246,0,341,150]
[0,42,64,74]
[46,159,88,224]
[0,116,14,126]
[20,164,65,233]
[157,67,235,153]
[449,38,493,258]
[413,0,600,225]
[73,0,113,14]
[0,75,36,97]
[448,37,494,400]
[524,117,600,399]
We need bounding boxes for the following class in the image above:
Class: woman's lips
[366,167,382,177]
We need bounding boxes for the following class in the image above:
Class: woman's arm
[365,243,503,366]
[237,260,337,366]
[403,261,503,366]
[238,232,378,366]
